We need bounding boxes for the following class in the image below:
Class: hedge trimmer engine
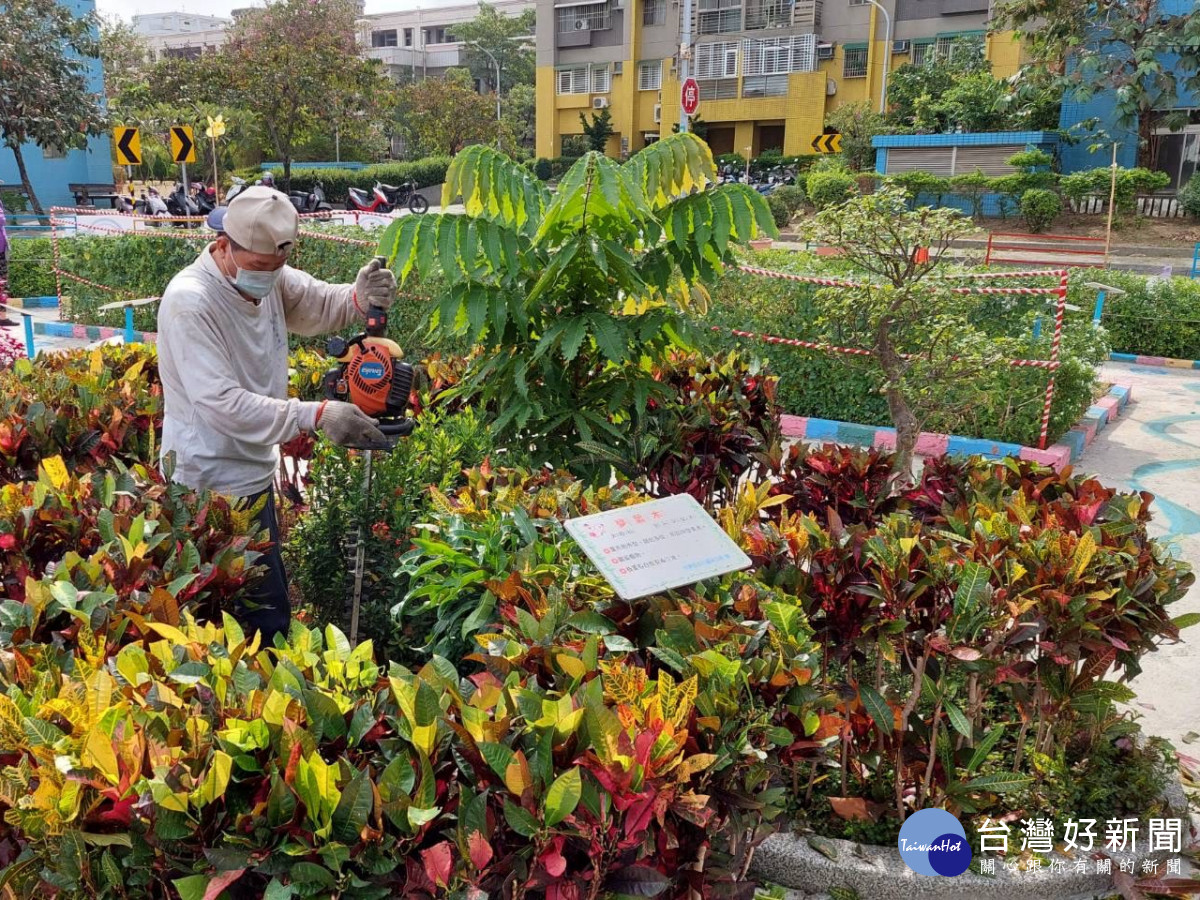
[322,259,416,450]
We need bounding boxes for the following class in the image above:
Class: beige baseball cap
[224,186,298,256]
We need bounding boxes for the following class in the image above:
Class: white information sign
[564,493,751,600]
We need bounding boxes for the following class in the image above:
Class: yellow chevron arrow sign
[811,132,843,154]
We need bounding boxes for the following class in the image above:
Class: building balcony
[366,45,465,69]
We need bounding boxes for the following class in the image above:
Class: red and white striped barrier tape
[714,326,1060,370]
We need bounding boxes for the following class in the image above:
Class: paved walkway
[1084,361,1200,751]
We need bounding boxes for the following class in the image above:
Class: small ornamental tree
[378,133,776,474]
[803,185,993,481]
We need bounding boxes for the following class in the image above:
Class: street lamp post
[859,0,893,115]
[473,43,504,148]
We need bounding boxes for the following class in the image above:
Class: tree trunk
[12,144,43,217]
[887,385,919,488]
[283,156,292,194]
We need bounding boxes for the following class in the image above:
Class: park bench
[69,183,123,209]
[985,231,1108,268]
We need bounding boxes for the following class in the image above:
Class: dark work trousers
[235,486,292,645]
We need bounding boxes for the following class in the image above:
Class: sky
[97,0,460,20]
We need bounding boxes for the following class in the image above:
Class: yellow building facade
[535,0,1022,161]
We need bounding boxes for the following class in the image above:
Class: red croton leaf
[422,841,454,888]
[828,796,875,822]
[539,835,567,878]
[203,869,246,900]
[468,830,493,871]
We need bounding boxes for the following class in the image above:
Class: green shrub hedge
[268,157,452,204]
[702,252,1109,446]
[1069,270,1200,360]
[5,236,57,298]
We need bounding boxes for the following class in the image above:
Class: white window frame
[638,60,663,90]
[742,34,816,75]
[556,2,612,33]
[556,65,589,94]
[695,40,739,79]
[591,65,612,93]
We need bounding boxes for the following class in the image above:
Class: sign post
[170,125,196,198]
[205,115,226,201]
[681,77,700,122]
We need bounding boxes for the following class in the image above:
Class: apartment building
[535,0,1023,159]
[132,12,231,60]
[362,0,534,84]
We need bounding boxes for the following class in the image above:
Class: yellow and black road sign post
[811,132,843,154]
[114,127,141,166]
[169,126,196,164]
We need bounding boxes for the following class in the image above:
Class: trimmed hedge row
[267,157,452,204]
[5,236,57,298]
[1068,270,1200,361]
[702,251,1109,447]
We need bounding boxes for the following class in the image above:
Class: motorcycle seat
[379,183,401,192]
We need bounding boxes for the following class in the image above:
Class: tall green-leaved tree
[377,133,776,472]
[994,0,1200,163]
[0,0,108,215]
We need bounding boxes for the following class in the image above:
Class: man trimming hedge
[157,186,395,642]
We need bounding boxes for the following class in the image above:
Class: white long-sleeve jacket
[157,244,363,497]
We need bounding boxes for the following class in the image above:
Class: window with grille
[848,0,868,5]
[744,0,791,30]
[843,45,868,78]
[699,78,739,99]
[697,0,741,33]
[556,65,590,93]
[742,74,789,96]
[743,34,816,75]
[591,65,611,92]
[638,60,663,90]
[556,2,611,32]
[695,41,739,78]
[371,29,398,47]
[643,0,666,25]
[403,28,413,46]
[910,41,931,66]
[934,34,984,62]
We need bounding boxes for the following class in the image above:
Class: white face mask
[230,266,281,300]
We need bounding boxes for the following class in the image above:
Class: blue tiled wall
[0,0,112,212]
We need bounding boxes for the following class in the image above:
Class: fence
[729,265,1070,450]
[985,232,1108,268]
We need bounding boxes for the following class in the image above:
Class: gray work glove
[316,401,387,447]
[354,258,396,312]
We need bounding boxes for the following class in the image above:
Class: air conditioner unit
[653,103,662,122]
[574,18,589,30]
[613,61,623,74]
[892,39,910,53]
[593,96,610,108]
[816,43,835,60]
[826,77,837,95]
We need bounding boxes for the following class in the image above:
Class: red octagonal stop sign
[681,77,700,116]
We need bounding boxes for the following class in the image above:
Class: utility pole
[679,0,693,133]
[861,0,893,114]
[473,43,504,148]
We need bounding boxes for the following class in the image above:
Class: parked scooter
[165,183,201,226]
[288,181,334,214]
[225,176,249,204]
[134,187,170,222]
[379,180,429,215]
[346,182,394,214]
[192,182,216,216]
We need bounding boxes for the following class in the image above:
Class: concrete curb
[6,296,59,309]
[780,383,1132,471]
[1111,351,1200,370]
[32,321,157,344]
[750,778,1189,900]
